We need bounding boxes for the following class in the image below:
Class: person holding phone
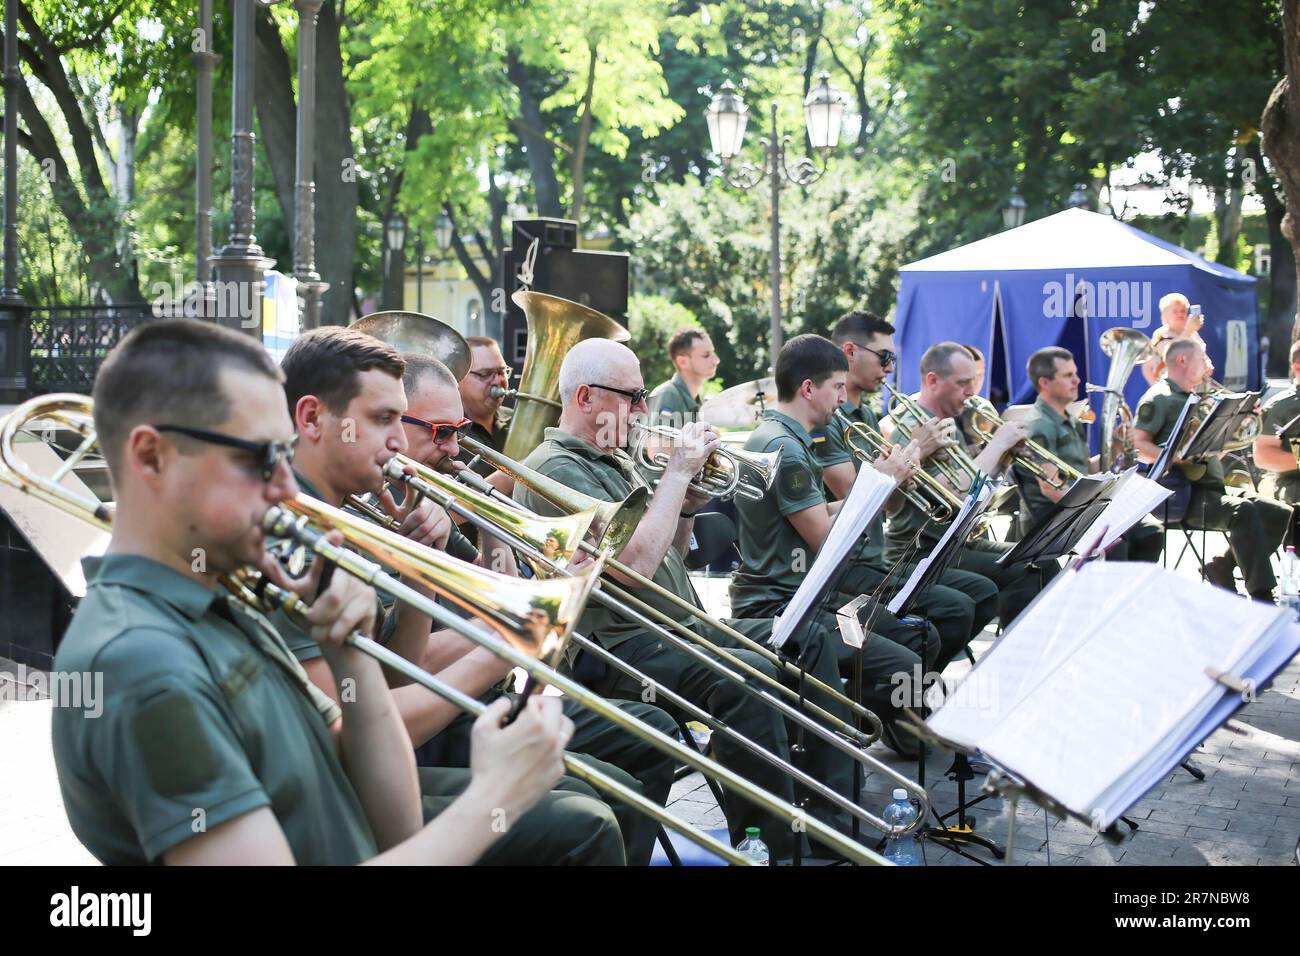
[1142,293,1207,384]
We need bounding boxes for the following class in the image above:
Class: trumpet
[456,433,880,734]
[961,397,1083,490]
[0,393,892,865]
[832,409,963,521]
[885,390,983,486]
[627,422,781,502]
[379,455,931,835]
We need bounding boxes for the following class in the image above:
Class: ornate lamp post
[0,0,26,398]
[384,212,406,310]
[707,73,845,372]
[1003,187,1027,229]
[292,0,328,329]
[413,228,425,313]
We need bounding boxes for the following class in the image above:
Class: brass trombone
[379,456,931,834]
[961,397,1084,490]
[457,433,880,733]
[832,409,963,520]
[627,422,782,502]
[0,394,892,865]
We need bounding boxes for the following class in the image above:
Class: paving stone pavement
[2,528,1298,866]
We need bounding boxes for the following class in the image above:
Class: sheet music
[969,567,1286,824]
[769,463,896,649]
[1085,469,1172,550]
[1149,393,1198,481]
[887,484,990,614]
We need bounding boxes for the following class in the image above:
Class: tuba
[1093,327,1153,472]
[501,291,630,462]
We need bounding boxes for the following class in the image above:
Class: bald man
[512,338,855,859]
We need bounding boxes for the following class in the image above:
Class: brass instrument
[454,433,880,734]
[350,311,472,381]
[380,455,932,835]
[885,390,983,486]
[1200,378,1262,453]
[627,422,782,502]
[0,393,892,865]
[501,291,631,462]
[962,397,1084,490]
[1093,327,1153,471]
[489,385,560,409]
[832,409,962,520]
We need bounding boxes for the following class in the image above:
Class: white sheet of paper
[1084,469,1172,551]
[769,463,896,649]
[887,484,991,615]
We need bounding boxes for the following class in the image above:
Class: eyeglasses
[468,366,512,381]
[153,425,298,481]
[401,414,473,443]
[586,383,650,406]
[850,343,897,368]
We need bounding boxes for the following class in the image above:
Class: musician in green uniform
[52,320,608,865]
[647,328,720,428]
[884,342,1059,627]
[457,336,513,477]
[815,311,999,673]
[1254,339,1300,508]
[1015,346,1162,562]
[516,337,855,859]
[1133,338,1290,601]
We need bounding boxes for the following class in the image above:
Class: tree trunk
[1261,0,1300,346]
[569,42,598,229]
[1248,137,1297,374]
[1214,156,1244,268]
[506,50,562,218]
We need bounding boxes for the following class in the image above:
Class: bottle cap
[893,788,908,800]
[745,826,760,837]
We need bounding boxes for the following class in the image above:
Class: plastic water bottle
[882,788,922,866]
[1281,547,1300,621]
[736,827,770,865]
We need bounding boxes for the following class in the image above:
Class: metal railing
[24,304,157,396]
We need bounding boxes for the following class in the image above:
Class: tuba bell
[1093,327,1153,472]
[501,291,630,462]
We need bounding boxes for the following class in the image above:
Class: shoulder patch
[132,689,221,795]
[778,462,814,499]
[1135,401,1156,426]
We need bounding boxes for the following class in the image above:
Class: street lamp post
[1066,183,1090,210]
[413,229,425,314]
[192,0,220,316]
[384,212,406,311]
[292,0,329,329]
[706,74,845,372]
[0,0,27,399]
[1003,187,1027,230]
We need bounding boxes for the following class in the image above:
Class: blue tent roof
[893,209,1259,433]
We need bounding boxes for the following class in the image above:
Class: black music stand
[996,473,1119,569]
[889,475,993,619]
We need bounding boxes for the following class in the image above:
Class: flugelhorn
[0,394,890,865]
[627,422,781,502]
[885,390,983,486]
[832,409,962,520]
[962,397,1084,489]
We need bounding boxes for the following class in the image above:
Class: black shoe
[1203,555,1238,593]
[880,718,921,759]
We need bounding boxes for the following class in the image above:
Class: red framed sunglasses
[401,415,472,443]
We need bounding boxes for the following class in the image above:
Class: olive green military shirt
[813,397,885,565]
[647,374,701,427]
[515,427,699,662]
[1133,378,1224,486]
[51,554,377,865]
[730,410,829,615]
[1015,397,1091,522]
[1261,384,1300,502]
[459,407,512,478]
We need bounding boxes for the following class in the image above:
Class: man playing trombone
[884,342,1059,626]
[515,338,855,859]
[817,312,999,674]
[1016,346,1162,562]
[277,327,678,864]
[51,320,593,865]
[1133,338,1289,601]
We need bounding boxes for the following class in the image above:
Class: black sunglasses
[851,343,897,368]
[586,382,650,405]
[154,425,298,480]
[401,414,473,443]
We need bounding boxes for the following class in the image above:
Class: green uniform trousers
[418,767,625,865]
[951,537,1060,626]
[1182,485,1292,596]
[416,695,677,866]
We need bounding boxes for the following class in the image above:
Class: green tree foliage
[626,292,700,388]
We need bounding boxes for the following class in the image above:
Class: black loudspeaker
[499,218,630,369]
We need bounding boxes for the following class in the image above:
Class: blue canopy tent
[893,209,1259,448]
